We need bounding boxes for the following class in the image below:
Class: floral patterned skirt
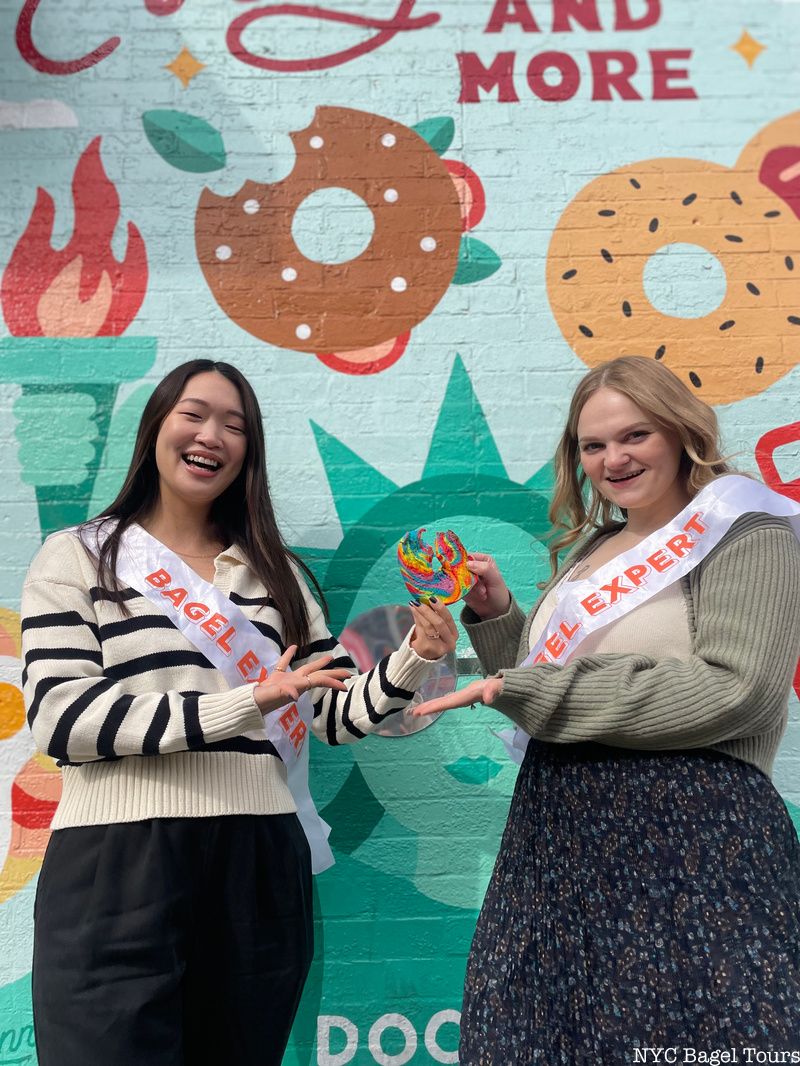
[460,741,800,1065]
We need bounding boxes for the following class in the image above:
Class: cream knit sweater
[22,531,437,829]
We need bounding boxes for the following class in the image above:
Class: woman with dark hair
[413,356,800,1061]
[22,360,457,1066]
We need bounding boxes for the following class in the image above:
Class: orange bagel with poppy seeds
[547,146,800,404]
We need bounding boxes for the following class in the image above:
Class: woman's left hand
[411,676,504,717]
[408,598,458,660]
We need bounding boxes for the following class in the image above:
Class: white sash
[504,475,800,762]
[78,521,334,873]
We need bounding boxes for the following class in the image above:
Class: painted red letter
[651,50,697,101]
[614,0,660,30]
[590,51,642,101]
[458,52,520,102]
[552,0,601,32]
[527,51,580,101]
[485,0,540,32]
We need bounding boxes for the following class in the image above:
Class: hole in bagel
[291,187,375,265]
[643,242,726,319]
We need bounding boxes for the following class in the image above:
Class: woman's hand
[253,645,351,715]
[411,676,504,717]
[408,598,458,660]
[464,552,512,620]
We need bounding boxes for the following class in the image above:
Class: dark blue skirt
[460,741,800,1064]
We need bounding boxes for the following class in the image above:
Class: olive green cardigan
[462,513,800,778]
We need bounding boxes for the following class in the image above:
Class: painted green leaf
[142,109,226,172]
[452,235,502,285]
[411,116,455,156]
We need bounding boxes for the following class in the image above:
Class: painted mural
[1,1,800,1063]
[0,137,156,540]
[547,111,800,404]
[193,107,498,374]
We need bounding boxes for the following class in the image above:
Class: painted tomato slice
[759,146,800,219]
[444,160,486,232]
[315,332,410,375]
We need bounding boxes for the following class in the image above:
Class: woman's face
[576,387,686,518]
[154,371,248,511]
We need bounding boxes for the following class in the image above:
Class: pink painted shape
[226,0,439,73]
[444,160,486,232]
[315,333,410,376]
[16,0,121,75]
[144,0,185,13]
[755,422,800,699]
[760,147,800,221]
[755,422,800,503]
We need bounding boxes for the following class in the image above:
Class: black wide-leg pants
[32,814,313,1066]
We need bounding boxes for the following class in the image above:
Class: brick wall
[1,2,799,1062]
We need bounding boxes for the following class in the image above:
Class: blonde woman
[414,356,800,1061]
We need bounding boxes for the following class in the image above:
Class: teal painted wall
[1,2,799,1062]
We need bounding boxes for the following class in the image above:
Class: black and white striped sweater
[22,531,436,829]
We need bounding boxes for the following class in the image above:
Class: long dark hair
[85,359,327,648]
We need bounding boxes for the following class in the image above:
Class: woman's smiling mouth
[182,452,222,476]
[607,469,645,484]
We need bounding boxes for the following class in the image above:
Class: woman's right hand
[253,645,351,715]
[464,552,512,620]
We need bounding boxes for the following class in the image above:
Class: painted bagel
[547,113,800,405]
[196,106,462,353]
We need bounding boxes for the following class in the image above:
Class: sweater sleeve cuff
[384,628,440,695]
[197,685,264,743]
[490,666,548,736]
[461,597,527,671]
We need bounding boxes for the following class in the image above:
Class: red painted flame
[1,137,147,337]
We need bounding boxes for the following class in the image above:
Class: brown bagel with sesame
[196,106,462,354]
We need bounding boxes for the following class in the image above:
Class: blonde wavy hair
[547,356,734,578]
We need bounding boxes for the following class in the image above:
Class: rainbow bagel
[398,528,472,605]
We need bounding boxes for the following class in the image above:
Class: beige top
[527,578,692,665]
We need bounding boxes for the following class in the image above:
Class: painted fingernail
[408,599,420,607]
[429,596,438,604]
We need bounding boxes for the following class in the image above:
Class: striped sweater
[463,513,800,778]
[22,531,438,829]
